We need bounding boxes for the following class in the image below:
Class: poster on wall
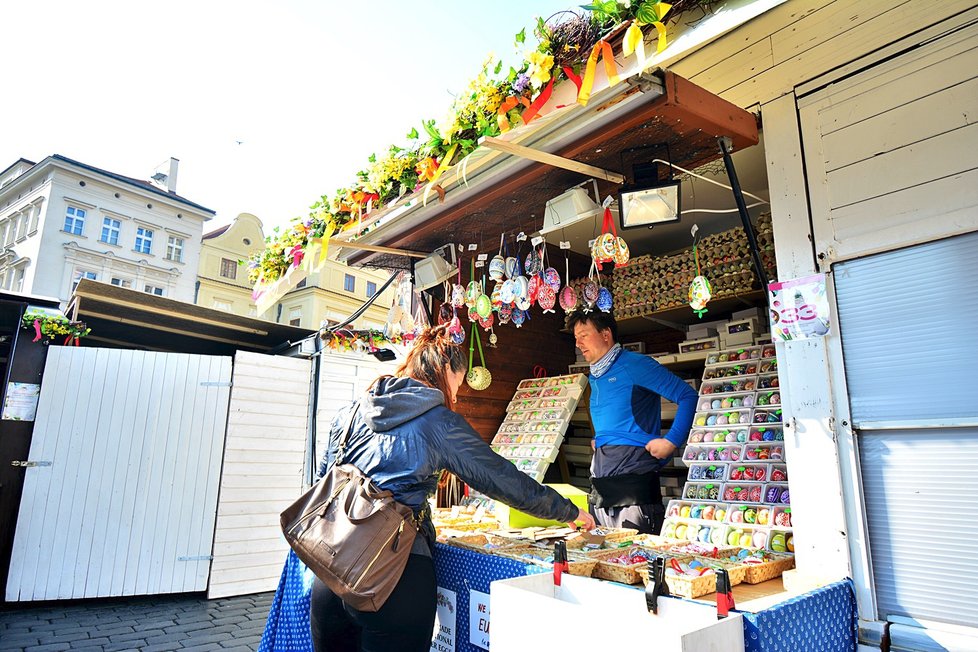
[469,589,490,650]
[2,382,41,421]
[768,274,831,341]
[430,587,457,652]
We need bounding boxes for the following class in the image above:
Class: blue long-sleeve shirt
[588,349,698,450]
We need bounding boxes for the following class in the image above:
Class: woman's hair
[391,324,467,409]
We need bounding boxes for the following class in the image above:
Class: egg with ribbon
[451,284,466,308]
[559,285,578,312]
[596,286,613,312]
[465,280,481,307]
[591,233,616,263]
[524,251,541,276]
[527,274,541,302]
[498,303,512,324]
[543,267,561,291]
[537,284,556,313]
[490,283,503,310]
[504,256,518,279]
[582,280,599,304]
[511,308,527,328]
[515,294,531,311]
[488,255,506,281]
[478,311,494,330]
[613,237,630,266]
[688,275,713,315]
[475,293,492,319]
[514,275,529,300]
[499,279,516,303]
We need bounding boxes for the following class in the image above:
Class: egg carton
[699,377,758,395]
[771,506,793,529]
[513,388,544,400]
[723,524,773,549]
[704,345,762,366]
[506,398,541,412]
[503,407,569,423]
[681,481,723,502]
[760,344,777,359]
[687,463,728,482]
[688,427,751,445]
[682,442,744,465]
[665,500,732,524]
[661,519,730,547]
[755,372,781,391]
[748,425,784,442]
[742,442,786,463]
[727,463,777,483]
[696,392,756,412]
[757,358,779,375]
[726,504,776,527]
[720,482,766,503]
[764,483,791,506]
[693,408,753,428]
[517,374,587,391]
[535,396,575,410]
[702,360,760,381]
[752,407,783,426]
[767,528,794,554]
[491,432,562,446]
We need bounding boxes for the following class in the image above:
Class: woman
[310,325,593,652]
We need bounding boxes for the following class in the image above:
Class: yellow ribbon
[577,40,620,107]
[302,223,335,274]
[623,21,646,71]
[423,142,459,206]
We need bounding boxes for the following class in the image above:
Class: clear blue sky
[2,0,577,232]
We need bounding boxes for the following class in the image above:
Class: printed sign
[2,382,41,421]
[768,273,830,341]
[469,590,490,650]
[430,587,457,652]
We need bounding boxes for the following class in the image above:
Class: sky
[2,0,577,233]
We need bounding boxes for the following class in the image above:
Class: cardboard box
[491,573,745,651]
[732,306,764,321]
[494,483,588,528]
[721,318,758,347]
[678,336,720,354]
[622,341,646,353]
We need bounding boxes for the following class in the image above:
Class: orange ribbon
[521,77,555,126]
[577,40,620,107]
[497,95,531,132]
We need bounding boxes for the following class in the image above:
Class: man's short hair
[566,311,619,343]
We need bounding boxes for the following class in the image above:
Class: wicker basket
[588,547,660,584]
[492,546,597,578]
[566,527,641,550]
[743,553,795,584]
[664,571,720,599]
[444,534,524,553]
[690,556,748,586]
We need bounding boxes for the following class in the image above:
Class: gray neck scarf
[590,343,622,378]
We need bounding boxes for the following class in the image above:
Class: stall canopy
[67,279,315,355]
[334,70,759,271]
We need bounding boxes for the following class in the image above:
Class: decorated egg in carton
[721,482,766,503]
[752,407,783,425]
[506,398,539,412]
[765,483,790,505]
[705,346,761,366]
[727,464,770,483]
[699,377,756,395]
[771,506,792,528]
[682,443,743,465]
[514,388,543,400]
[754,505,776,527]
[682,482,722,502]
[766,464,788,483]
[491,434,518,445]
[756,372,780,390]
[503,411,530,423]
[758,358,779,374]
[725,524,771,549]
[666,501,730,524]
[538,408,568,421]
[726,503,771,526]
[690,428,750,445]
[693,408,753,428]
[768,528,794,553]
[760,345,777,359]
[662,520,729,546]
[517,378,548,390]
[540,386,568,398]
[537,397,572,409]
[697,392,755,412]
[754,390,781,407]
[702,360,759,381]
[687,463,728,482]
[749,425,784,442]
[742,442,785,462]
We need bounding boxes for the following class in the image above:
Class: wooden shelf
[616,290,768,335]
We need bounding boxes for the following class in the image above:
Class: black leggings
[310,553,436,652]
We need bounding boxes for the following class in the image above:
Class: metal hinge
[200,381,232,387]
[11,460,52,468]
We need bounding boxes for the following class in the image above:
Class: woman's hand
[568,507,596,531]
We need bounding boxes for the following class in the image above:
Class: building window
[166,236,184,262]
[144,284,164,296]
[110,277,132,288]
[11,266,26,292]
[212,299,232,312]
[72,269,98,292]
[220,258,237,279]
[343,273,355,293]
[295,278,307,289]
[289,307,302,327]
[64,206,86,235]
[100,217,121,245]
[134,227,153,254]
[28,201,42,233]
[16,213,28,240]
[366,281,377,297]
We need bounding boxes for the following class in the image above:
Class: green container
[495,484,589,528]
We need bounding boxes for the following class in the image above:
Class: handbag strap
[334,400,362,465]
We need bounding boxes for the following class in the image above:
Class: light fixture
[540,180,602,234]
[369,348,397,362]
[618,179,681,229]
[413,243,457,291]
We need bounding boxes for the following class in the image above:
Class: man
[568,311,697,534]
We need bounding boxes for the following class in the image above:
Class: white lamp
[413,244,458,291]
[618,179,681,229]
[540,181,603,234]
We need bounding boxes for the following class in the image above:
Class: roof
[0,158,36,179]
[67,279,315,355]
[48,154,217,215]
[202,224,231,239]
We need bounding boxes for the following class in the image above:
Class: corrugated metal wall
[6,348,231,601]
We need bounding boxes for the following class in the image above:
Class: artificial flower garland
[21,311,91,346]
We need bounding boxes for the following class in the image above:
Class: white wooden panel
[6,348,231,601]
[207,351,310,599]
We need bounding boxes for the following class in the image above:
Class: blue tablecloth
[259,548,856,652]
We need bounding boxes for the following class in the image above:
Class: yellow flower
[526,50,554,89]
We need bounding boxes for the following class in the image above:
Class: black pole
[718,137,769,289]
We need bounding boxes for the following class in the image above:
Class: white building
[0,155,214,303]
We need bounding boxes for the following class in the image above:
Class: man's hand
[568,507,596,532]
[645,438,676,460]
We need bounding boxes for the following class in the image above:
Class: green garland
[22,311,91,345]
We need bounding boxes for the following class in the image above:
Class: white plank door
[207,351,311,599]
[5,347,232,601]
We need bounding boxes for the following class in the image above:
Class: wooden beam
[80,310,263,348]
[73,291,269,335]
[480,137,626,184]
[329,239,429,258]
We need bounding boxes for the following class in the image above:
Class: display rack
[663,344,793,554]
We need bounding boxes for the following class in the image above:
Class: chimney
[166,157,179,193]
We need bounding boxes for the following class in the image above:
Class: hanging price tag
[477,253,488,261]
[475,260,485,268]
[516,232,527,242]
[530,235,545,247]
[467,243,479,251]
[602,195,615,208]
[588,238,597,248]
[559,241,571,249]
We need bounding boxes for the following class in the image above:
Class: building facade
[197,212,395,330]
[0,155,214,304]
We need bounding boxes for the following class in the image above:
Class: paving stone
[109,628,164,643]
[23,644,72,652]
[142,644,183,652]
[71,638,109,647]
[165,621,216,634]
[0,632,42,648]
[180,645,224,652]
[173,613,213,625]
[67,647,105,652]
[209,615,249,628]
[91,625,135,636]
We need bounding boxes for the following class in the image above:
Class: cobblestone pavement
[0,592,273,652]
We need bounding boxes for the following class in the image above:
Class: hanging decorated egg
[514,275,529,300]
[515,294,531,311]
[543,267,561,291]
[489,255,506,281]
[498,303,512,324]
[504,256,518,279]
[448,315,465,344]
[451,284,466,308]
[511,308,527,328]
[591,233,616,263]
[537,284,556,313]
[478,311,494,330]
[559,285,578,312]
[596,286,613,312]
[527,274,542,302]
[613,237,630,266]
[583,280,599,304]
[465,280,481,307]
[490,283,503,310]
[467,306,479,322]
[476,293,492,319]
[689,275,713,316]
[500,279,516,303]
[524,250,541,276]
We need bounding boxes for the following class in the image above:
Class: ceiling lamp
[618,179,681,229]
[540,181,602,234]
[413,243,457,291]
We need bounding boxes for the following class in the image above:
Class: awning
[67,279,315,355]
[335,70,759,270]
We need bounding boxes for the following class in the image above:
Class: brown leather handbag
[280,402,418,612]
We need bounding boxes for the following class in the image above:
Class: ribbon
[302,223,336,274]
[33,319,42,342]
[497,95,531,132]
[577,40,620,107]
[623,21,647,71]
[520,77,555,126]
[562,66,582,95]
[423,142,459,206]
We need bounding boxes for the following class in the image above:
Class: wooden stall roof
[67,279,315,355]
[338,70,759,271]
